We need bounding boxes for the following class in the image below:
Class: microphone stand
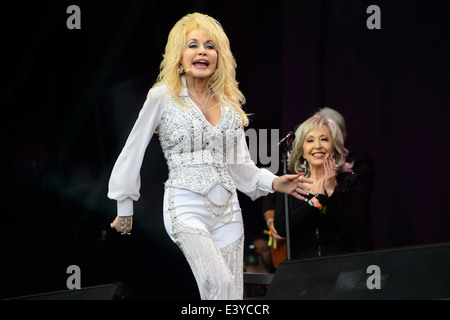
[278,131,294,262]
[281,147,292,261]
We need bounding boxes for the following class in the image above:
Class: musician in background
[244,234,275,274]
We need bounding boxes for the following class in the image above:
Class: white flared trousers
[163,186,244,300]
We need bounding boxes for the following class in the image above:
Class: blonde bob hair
[153,12,249,126]
[288,115,353,176]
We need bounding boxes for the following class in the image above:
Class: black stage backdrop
[1,0,449,299]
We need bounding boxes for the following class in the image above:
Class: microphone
[278,131,295,151]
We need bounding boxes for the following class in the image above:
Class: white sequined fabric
[158,95,242,196]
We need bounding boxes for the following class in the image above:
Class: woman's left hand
[322,155,337,197]
[272,174,314,201]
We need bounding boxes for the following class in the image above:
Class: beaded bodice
[157,97,243,195]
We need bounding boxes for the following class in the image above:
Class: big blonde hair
[153,12,249,126]
[288,115,353,176]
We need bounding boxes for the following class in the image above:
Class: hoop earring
[178,65,184,74]
[300,158,309,175]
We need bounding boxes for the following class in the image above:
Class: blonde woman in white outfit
[108,12,312,300]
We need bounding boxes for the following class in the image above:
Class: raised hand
[318,154,337,197]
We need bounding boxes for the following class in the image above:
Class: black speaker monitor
[9,282,136,300]
[266,242,450,299]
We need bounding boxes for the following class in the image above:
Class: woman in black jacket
[274,115,373,260]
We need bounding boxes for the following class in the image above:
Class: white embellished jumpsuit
[108,77,276,300]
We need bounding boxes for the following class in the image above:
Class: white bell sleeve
[227,129,277,201]
[107,85,167,216]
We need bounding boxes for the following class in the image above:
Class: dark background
[1,0,449,299]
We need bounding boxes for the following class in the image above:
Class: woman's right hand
[267,219,285,242]
[110,216,133,235]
